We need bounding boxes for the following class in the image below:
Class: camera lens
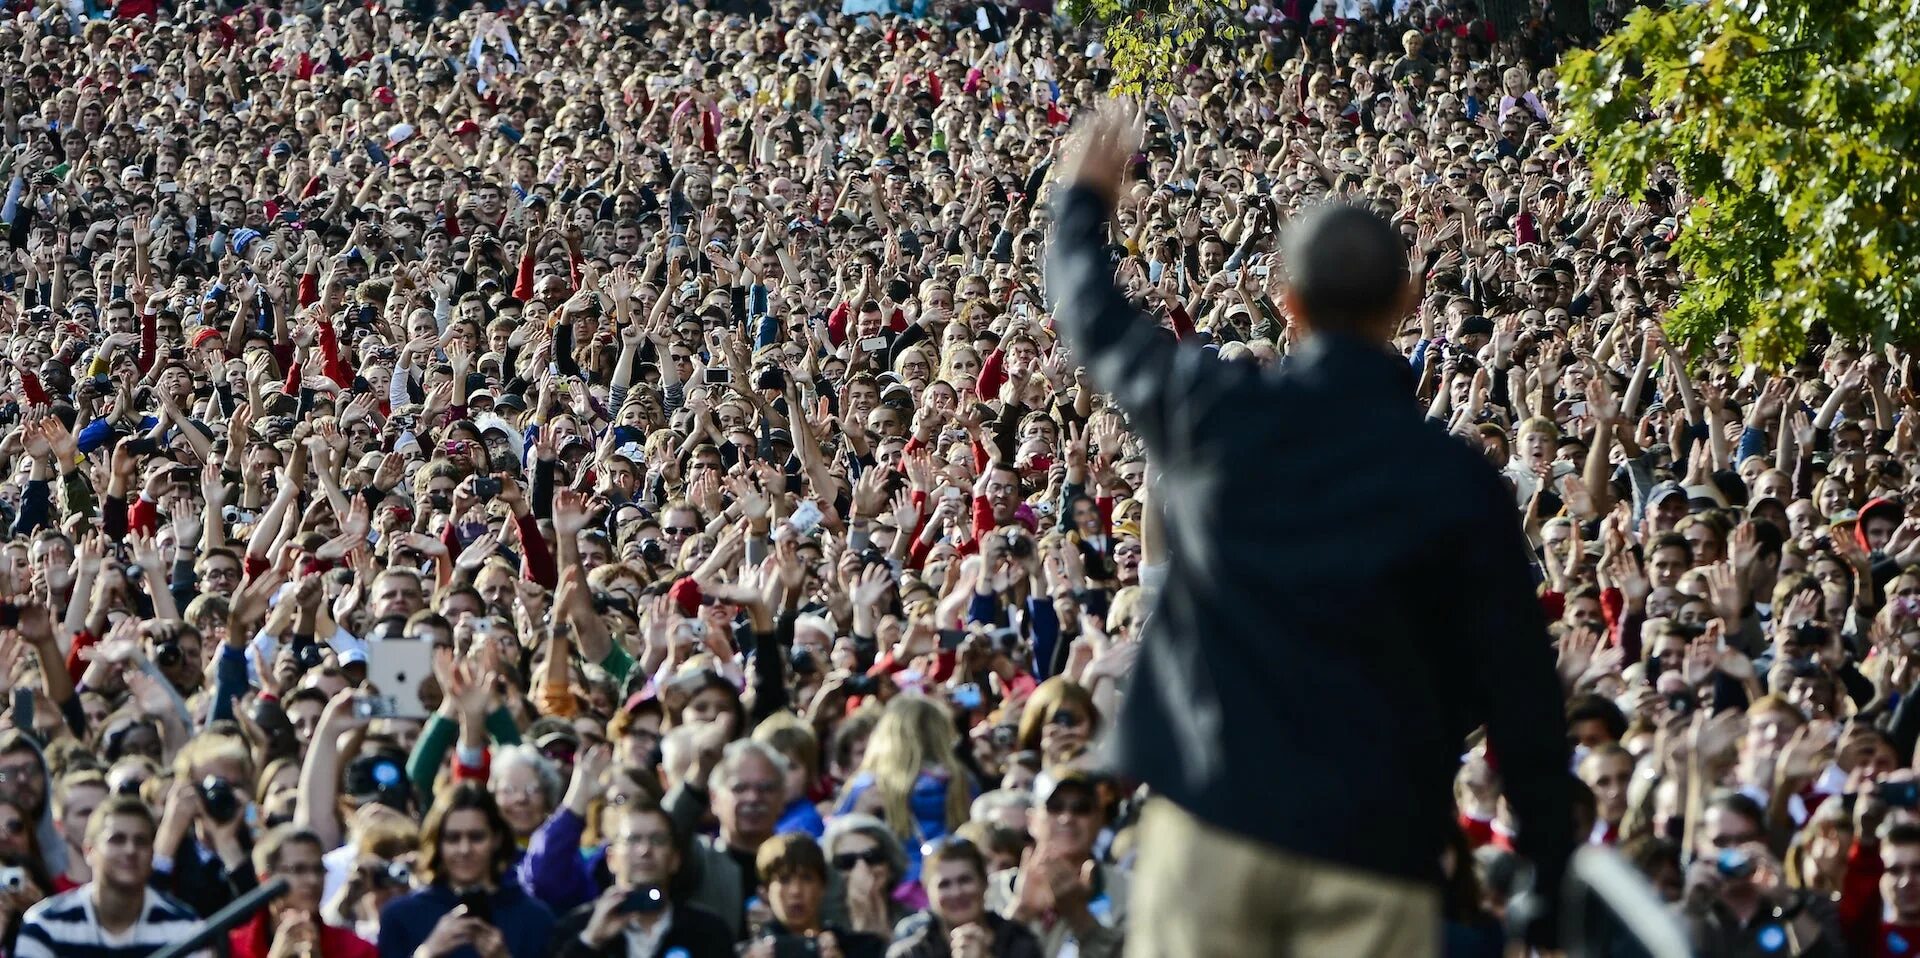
[154,641,183,669]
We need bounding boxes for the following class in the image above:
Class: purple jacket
[515,808,608,914]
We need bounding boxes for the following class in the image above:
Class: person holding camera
[549,798,732,958]
[1679,791,1839,955]
[153,736,260,918]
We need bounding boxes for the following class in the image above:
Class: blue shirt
[776,797,826,839]
[377,884,553,958]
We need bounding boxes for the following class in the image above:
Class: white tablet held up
[361,640,435,720]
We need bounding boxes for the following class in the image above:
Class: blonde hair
[173,732,255,785]
[939,342,982,385]
[1518,416,1560,442]
[856,695,970,842]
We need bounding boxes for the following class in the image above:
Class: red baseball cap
[451,119,482,137]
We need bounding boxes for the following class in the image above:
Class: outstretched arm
[1046,106,1253,461]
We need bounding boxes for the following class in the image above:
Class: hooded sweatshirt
[0,733,68,877]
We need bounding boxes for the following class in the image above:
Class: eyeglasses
[493,783,544,801]
[615,832,674,850]
[1045,797,1097,817]
[0,764,42,785]
[833,849,890,871]
[664,526,699,537]
[1710,831,1760,849]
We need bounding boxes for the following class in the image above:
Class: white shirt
[617,909,675,958]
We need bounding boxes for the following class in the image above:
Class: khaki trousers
[1127,799,1441,958]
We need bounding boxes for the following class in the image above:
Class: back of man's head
[1281,202,1411,338]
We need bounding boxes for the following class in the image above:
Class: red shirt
[230,911,377,958]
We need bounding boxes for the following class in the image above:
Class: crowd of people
[3,0,1916,954]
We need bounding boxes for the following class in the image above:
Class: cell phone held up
[616,886,667,915]
[458,890,493,924]
[1879,780,1920,809]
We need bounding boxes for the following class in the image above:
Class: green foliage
[1558,0,1920,364]
[1064,0,1234,96]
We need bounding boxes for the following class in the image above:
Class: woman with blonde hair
[833,694,978,879]
[938,342,983,387]
[892,344,937,391]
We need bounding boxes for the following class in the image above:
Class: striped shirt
[14,885,211,958]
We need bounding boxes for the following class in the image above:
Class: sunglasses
[832,849,890,871]
[664,526,699,536]
[1045,796,1097,817]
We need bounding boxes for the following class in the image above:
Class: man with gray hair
[673,738,788,943]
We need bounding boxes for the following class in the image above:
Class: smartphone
[859,336,887,353]
[617,886,667,915]
[9,689,30,727]
[352,694,398,720]
[1879,781,1920,808]
[788,499,824,534]
[458,891,492,923]
[841,674,879,696]
[951,683,983,710]
[159,181,179,194]
[702,367,731,385]
[937,629,968,651]
[1568,400,1589,419]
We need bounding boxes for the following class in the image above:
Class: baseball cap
[451,118,482,136]
[1647,480,1687,507]
[1031,768,1100,808]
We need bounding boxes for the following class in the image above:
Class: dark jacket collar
[1285,331,1417,398]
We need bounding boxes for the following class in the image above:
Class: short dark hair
[253,824,325,877]
[756,832,827,885]
[1887,822,1920,849]
[924,838,991,882]
[1565,693,1628,741]
[1705,791,1766,834]
[1280,201,1410,332]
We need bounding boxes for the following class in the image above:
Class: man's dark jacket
[547,899,736,958]
[1046,183,1574,893]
